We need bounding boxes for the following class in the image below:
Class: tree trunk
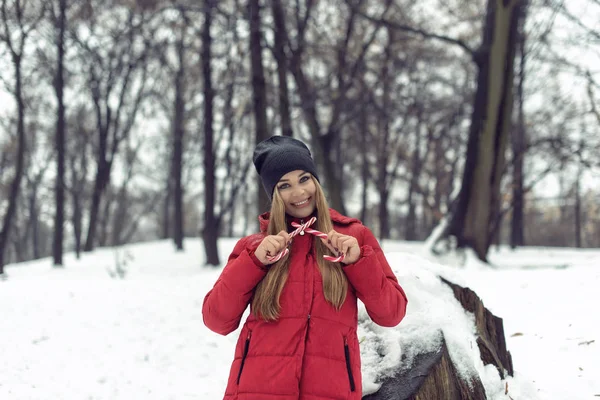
[360,105,369,224]
[172,22,186,251]
[406,123,423,241]
[162,178,172,240]
[249,0,270,214]
[84,140,110,251]
[0,56,26,274]
[30,187,40,259]
[574,168,582,248]
[73,191,83,259]
[98,189,112,247]
[510,0,527,249]
[378,189,390,240]
[271,0,292,137]
[70,149,83,259]
[202,0,219,266]
[443,0,523,262]
[53,0,67,266]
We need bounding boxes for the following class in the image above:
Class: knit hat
[253,136,320,199]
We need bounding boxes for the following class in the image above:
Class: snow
[1,239,599,400]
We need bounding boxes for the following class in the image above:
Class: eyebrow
[278,171,309,183]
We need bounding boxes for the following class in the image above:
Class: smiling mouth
[293,198,311,206]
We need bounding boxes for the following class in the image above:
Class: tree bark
[202,0,219,266]
[271,0,292,137]
[53,0,67,266]
[443,0,524,262]
[172,18,186,251]
[249,0,270,214]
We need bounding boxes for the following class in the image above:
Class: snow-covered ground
[1,238,598,400]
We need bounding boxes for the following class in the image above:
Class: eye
[300,176,310,183]
[278,183,290,190]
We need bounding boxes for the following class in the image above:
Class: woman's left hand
[321,230,361,265]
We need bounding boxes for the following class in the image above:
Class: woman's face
[276,170,317,219]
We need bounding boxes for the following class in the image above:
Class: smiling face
[275,170,317,219]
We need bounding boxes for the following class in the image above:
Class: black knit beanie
[253,136,320,199]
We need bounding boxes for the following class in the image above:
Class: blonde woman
[202,135,408,400]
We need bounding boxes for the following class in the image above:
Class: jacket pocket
[236,330,252,385]
[344,337,356,392]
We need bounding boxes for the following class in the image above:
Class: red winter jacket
[202,209,408,400]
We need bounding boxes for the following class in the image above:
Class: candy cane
[266,217,345,263]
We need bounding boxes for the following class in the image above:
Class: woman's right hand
[254,231,290,265]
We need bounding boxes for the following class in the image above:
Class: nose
[291,186,305,198]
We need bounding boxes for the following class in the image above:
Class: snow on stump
[363,277,513,400]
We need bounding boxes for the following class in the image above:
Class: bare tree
[202,0,219,266]
[52,0,68,265]
[72,6,151,252]
[510,0,528,248]
[171,7,189,251]
[0,0,45,273]
[270,0,292,137]
[249,0,270,214]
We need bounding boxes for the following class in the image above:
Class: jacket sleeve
[342,226,408,327]
[202,236,267,335]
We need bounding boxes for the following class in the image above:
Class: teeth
[294,199,308,206]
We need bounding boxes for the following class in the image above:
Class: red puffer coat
[202,209,408,400]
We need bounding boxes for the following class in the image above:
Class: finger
[345,238,359,256]
[338,237,352,255]
[320,236,337,255]
[330,231,343,252]
[277,230,291,246]
[324,230,338,253]
[266,238,280,255]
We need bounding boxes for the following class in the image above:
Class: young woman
[202,136,408,400]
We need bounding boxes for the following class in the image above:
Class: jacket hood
[257,208,361,233]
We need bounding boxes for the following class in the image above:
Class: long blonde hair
[251,176,348,321]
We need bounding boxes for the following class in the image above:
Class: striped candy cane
[266,217,345,263]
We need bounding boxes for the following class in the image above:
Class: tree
[249,0,270,214]
[172,7,189,251]
[443,0,524,261]
[510,0,528,248]
[52,0,68,265]
[201,0,219,266]
[73,5,150,252]
[270,0,292,137]
[0,0,45,273]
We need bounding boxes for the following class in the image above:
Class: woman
[202,135,408,400]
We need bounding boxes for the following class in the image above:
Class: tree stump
[364,279,513,399]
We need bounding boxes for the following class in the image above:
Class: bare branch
[345,0,475,58]
[587,72,600,125]
[557,1,600,42]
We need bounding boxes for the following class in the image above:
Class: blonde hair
[251,176,348,321]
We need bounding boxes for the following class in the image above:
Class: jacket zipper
[344,337,356,392]
[236,331,252,385]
